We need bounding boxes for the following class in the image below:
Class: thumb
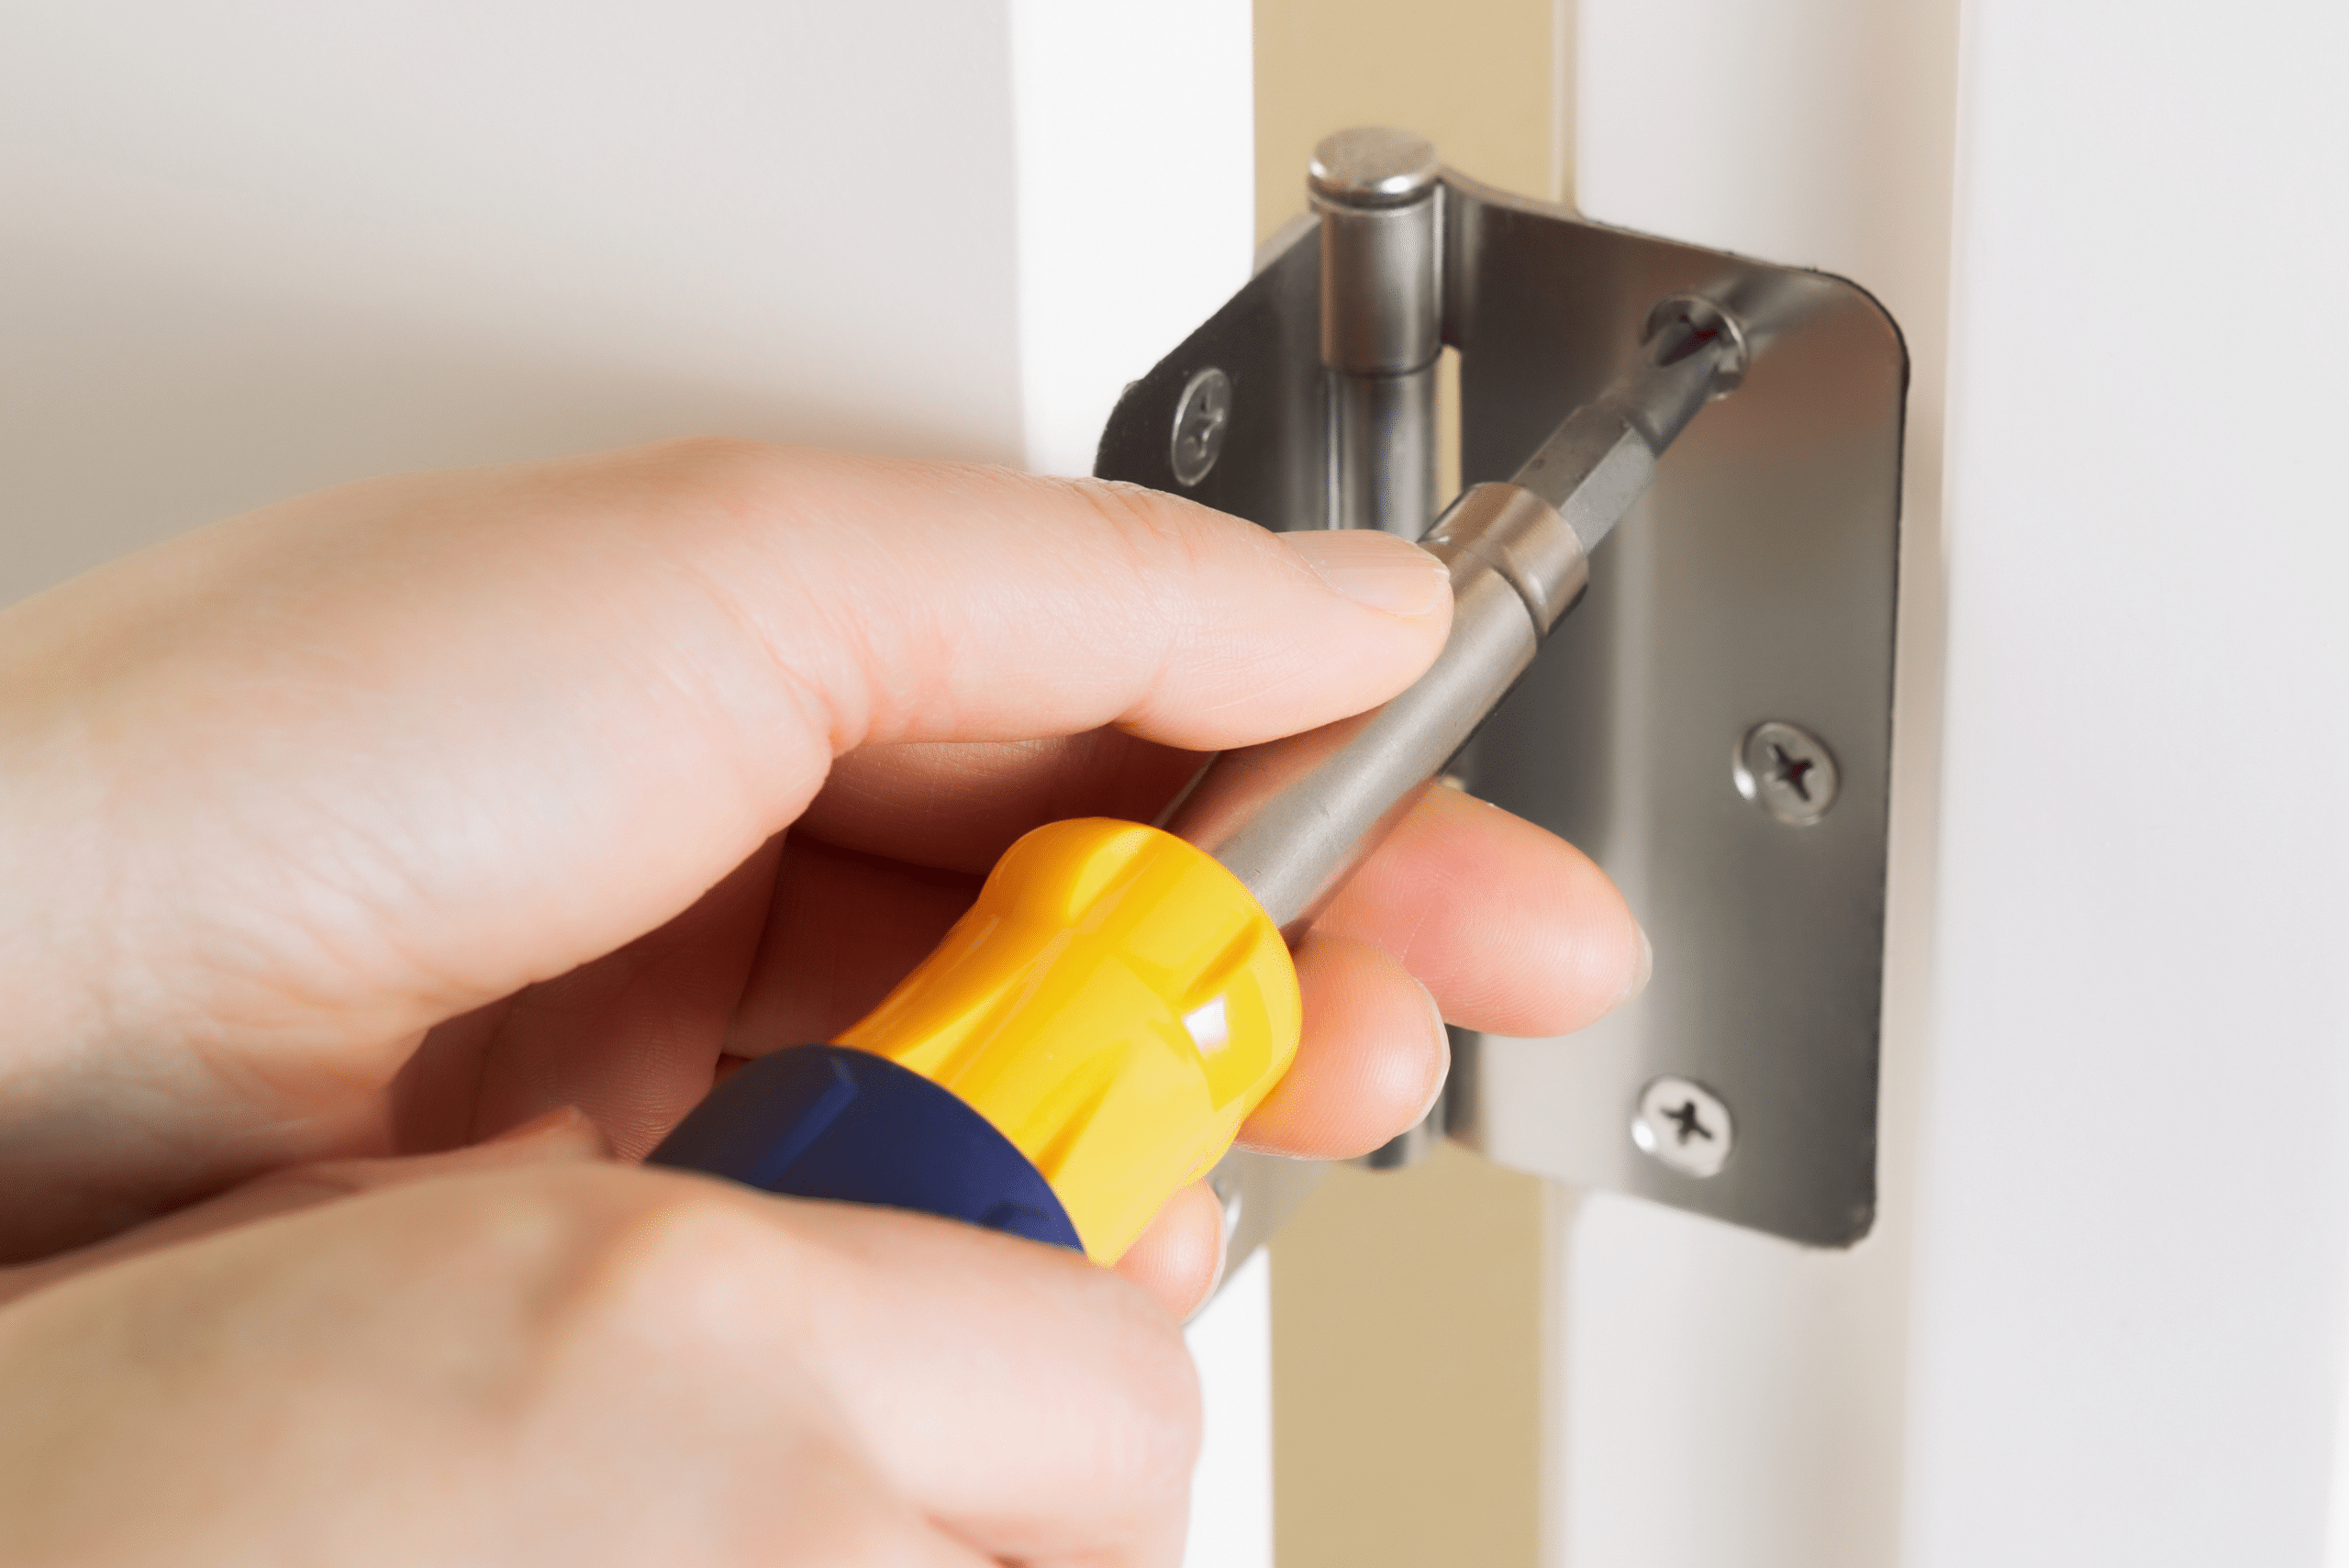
[0,1109,611,1307]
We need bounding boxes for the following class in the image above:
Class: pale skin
[0,439,1646,1566]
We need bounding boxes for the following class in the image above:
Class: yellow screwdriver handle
[838,818,1299,1261]
[650,817,1299,1262]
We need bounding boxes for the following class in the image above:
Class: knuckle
[633,432,780,484]
[538,1173,811,1357]
[562,437,814,544]
[1040,476,1249,663]
[1052,475,1205,571]
[1062,1270,1203,1498]
[621,436,799,521]
[372,1165,805,1370]
[797,1502,956,1568]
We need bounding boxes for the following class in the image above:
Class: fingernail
[1614,923,1654,1011]
[1283,529,1451,617]
[1411,980,1453,1125]
[1185,1206,1232,1326]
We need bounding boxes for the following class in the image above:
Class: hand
[0,439,1646,1560]
[0,1117,1203,1567]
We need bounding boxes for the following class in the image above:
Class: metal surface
[1443,169,1901,1247]
[1311,128,1441,537]
[1311,130,1442,1162]
[1631,1076,1735,1179]
[1163,516,1540,934]
[1093,217,1341,1256]
[1510,302,1740,554]
[1094,138,1903,1253]
[1733,719,1841,826]
[1357,1112,1442,1171]
[1094,215,1323,531]
[1208,1149,1329,1280]
[1169,366,1232,487]
[1306,125,1442,206]
[1166,323,1734,940]
[1167,329,1735,1202]
[1308,129,1442,371]
[1327,370,1436,536]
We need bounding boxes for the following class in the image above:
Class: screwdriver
[648,295,1748,1262]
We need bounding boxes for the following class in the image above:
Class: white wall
[1008,1,1253,476]
[1,5,1267,1562]
[0,5,1030,602]
[0,2,1253,576]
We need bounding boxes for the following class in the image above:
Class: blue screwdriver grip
[644,1044,1084,1252]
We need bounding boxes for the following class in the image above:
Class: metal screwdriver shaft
[652,295,1751,1262]
[1162,296,1748,935]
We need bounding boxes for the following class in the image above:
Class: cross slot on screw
[1732,719,1840,826]
[1632,1075,1735,1178]
[1169,366,1232,487]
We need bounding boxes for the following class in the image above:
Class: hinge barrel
[1310,128,1442,537]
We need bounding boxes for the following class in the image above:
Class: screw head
[1732,719,1840,826]
[1642,294,1750,396]
[1631,1075,1734,1178]
[1169,366,1231,487]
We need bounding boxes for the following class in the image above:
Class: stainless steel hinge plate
[1095,167,1904,1249]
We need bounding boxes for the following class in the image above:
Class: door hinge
[1096,128,1904,1262]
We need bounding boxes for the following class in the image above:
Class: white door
[0,6,1268,1563]
[1546,1,2349,1563]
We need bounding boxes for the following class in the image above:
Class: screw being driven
[1169,366,1232,487]
[1631,1075,1734,1178]
[1732,719,1840,826]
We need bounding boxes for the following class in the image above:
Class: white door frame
[1559,2,2349,1563]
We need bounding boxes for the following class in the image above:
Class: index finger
[0,439,1448,1252]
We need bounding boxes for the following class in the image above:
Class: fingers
[396,836,787,1162]
[727,1193,1198,1565]
[746,780,1647,1166]
[9,442,1450,1040]
[790,747,1647,1040]
[1239,933,1450,1160]
[798,728,1208,873]
[1112,1181,1228,1322]
[726,832,984,1057]
[1315,781,1650,1038]
[0,1107,611,1308]
[0,1161,1195,1566]
[0,439,1448,1253]
[1234,786,1644,1160]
